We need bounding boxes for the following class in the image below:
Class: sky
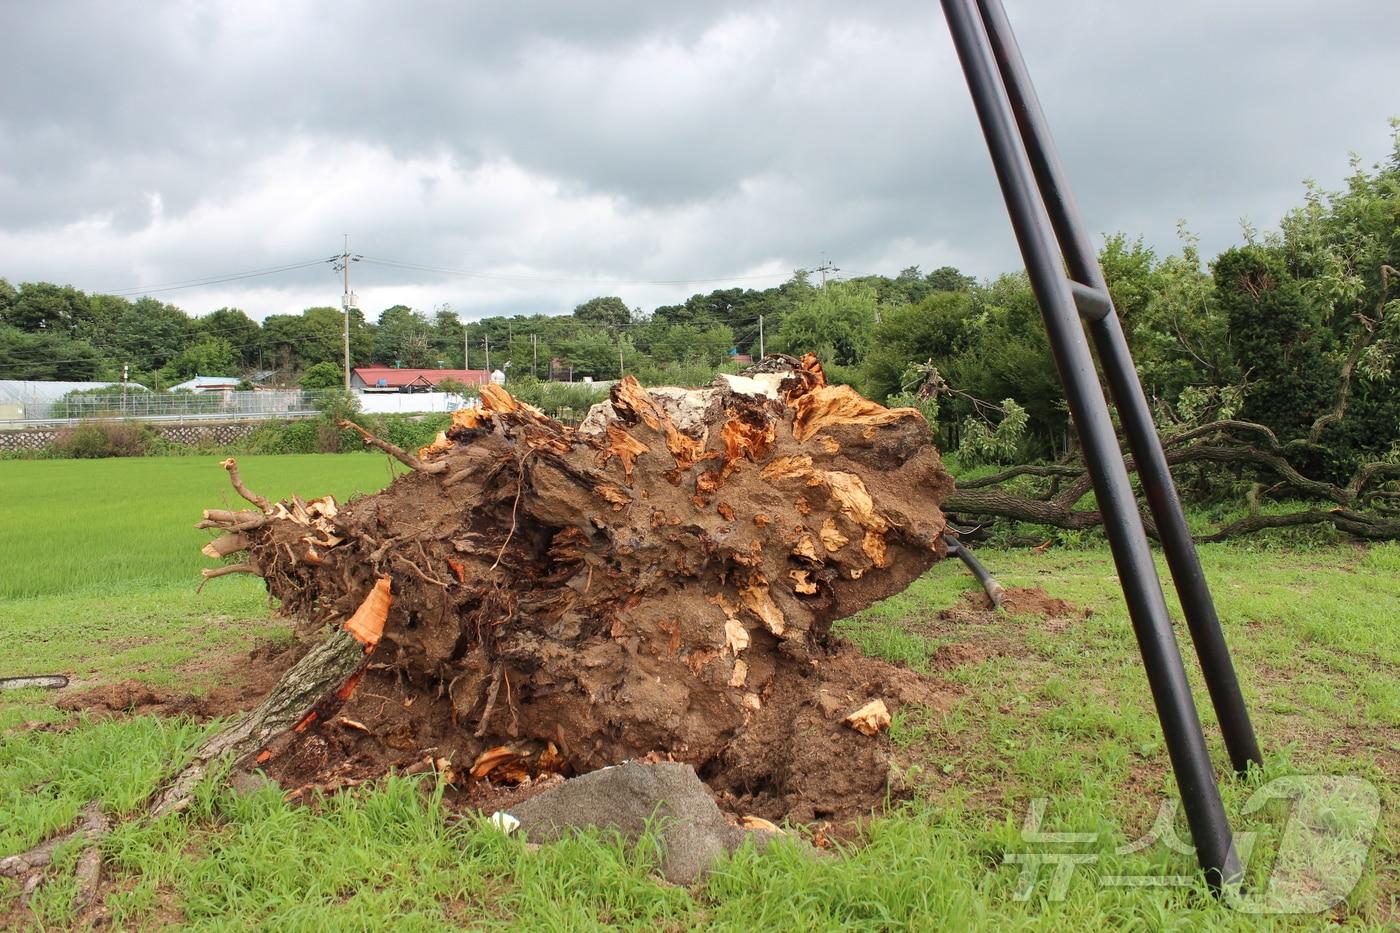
[0,1,1395,324]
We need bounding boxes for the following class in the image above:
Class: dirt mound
[183,357,958,825]
[938,585,1089,627]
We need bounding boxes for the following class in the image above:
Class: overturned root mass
[198,356,956,819]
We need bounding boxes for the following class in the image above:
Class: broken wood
[339,419,447,474]
[149,577,391,817]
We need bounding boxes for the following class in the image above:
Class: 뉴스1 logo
[1002,775,1380,913]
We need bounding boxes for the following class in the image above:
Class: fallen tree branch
[196,508,266,532]
[1199,508,1400,542]
[150,577,391,817]
[946,416,1400,541]
[201,533,252,559]
[339,420,447,474]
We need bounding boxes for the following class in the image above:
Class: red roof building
[351,367,490,392]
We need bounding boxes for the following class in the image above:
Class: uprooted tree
[176,355,954,817]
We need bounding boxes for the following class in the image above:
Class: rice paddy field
[0,454,1396,929]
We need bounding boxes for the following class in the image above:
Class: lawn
[0,455,1396,929]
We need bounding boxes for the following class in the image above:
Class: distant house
[168,375,241,394]
[350,367,490,394]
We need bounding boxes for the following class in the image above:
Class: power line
[96,259,331,297]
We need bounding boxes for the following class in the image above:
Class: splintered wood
[194,354,956,821]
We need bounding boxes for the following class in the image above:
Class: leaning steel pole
[939,0,1244,889]
[973,0,1262,777]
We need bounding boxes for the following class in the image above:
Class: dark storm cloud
[0,0,1394,319]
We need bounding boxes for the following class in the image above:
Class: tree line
[3,129,1397,495]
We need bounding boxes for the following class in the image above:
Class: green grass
[1,457,1397,928]
[0,454,408,600]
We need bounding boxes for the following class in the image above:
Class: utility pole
[332,235,362,390]
[815,260,839,288]
[758,315,764,359]
[484,333,491,373]
[532,333,539,379]
[463,324,470,371]
[618,339,624,378]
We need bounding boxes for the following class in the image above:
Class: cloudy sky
[0,1,1395,323]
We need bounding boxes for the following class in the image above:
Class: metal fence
[1,383,614,427]
[2,390,321,425]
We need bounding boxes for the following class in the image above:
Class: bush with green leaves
[49,420,154,458]
[299,362,343,391]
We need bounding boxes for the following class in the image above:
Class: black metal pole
[943,534,1006,609]
[939,0,1241,889]
[974,0,1262,778]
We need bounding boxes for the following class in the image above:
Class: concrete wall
[0,420,264,452]
[356,392,471,415]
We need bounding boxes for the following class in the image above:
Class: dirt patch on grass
[45,627,959,829]
[55,639,307,721]
[932,641,987,670]
[939,586,1090,627]
[909,586,1092,671]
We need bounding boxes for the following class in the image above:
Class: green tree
[299,361,344,390]
[106,296,194,374]
[774,280,879,365]
[262,307,370,370]
[861,290,976,403]
[374,305,434,367]
[561,330,622,379]
[159,337,239,383]
[1214,245,1336,441]
[197,308,261,366]
[1,282,91,333]
[0,279,16,317]
[925,265,976,293]
[0,325,103,379]
[1127,226,1232,403]
[429,305,464,365]
[573,296,632,335]
[649,323,735,366]
[949,273,1066,458]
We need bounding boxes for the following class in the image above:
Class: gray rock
[508,761,744,884]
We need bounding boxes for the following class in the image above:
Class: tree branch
[221,458,272,513]
[339,420,447,474]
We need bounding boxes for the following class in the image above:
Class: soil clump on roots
[184,355,958,823]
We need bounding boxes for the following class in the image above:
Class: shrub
[49,420,154,458]
[243,420,319,455]
[299,362,344,391]
[375,414,451,454]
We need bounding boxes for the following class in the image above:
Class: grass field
[0,455,409,600]
[0,456,1396,929]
